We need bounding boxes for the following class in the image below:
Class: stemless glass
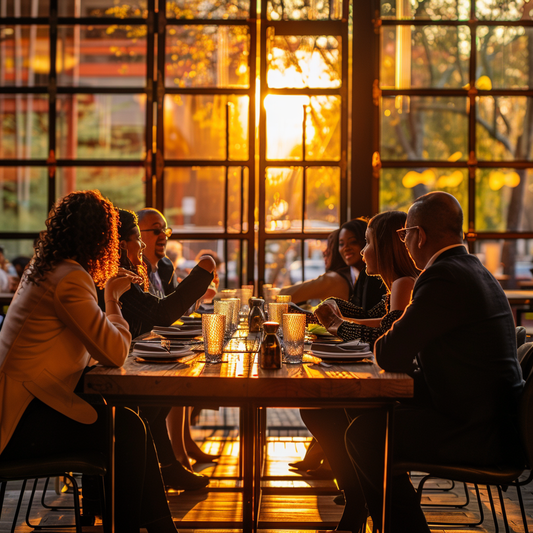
[214,300,233,337]
[202,313,226,364]
[276,294,291,304]
[221,298,239,331]
[268,302,288,336]
[282,313,306,364]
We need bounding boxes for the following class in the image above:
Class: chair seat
[0,452,107,481]
[394,461,523,485]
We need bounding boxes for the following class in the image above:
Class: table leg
[382,405,394,533]
[242,403,256,533]
[106,405,115,533]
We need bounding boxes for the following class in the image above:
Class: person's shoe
[288,457,322,471]
[333,493,345,505]
[161,461,210,491]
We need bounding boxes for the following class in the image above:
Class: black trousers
[301,407,430,533]
[1,398,173,533]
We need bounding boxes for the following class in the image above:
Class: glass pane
[477,96,533,161]
[476,0,530,21]
[0,167,48,232]
[267,35,341,89]
[475,168,533,231]
[166,0,249,19]
[265,239,302,285]
[379,167,468,228]
[56,167,145,211]
[58,1,148,17]
[164,95,249,160]
[303,239,327,281]
[473,239,533,287]
[476,26,531,89]
[381,96,468,161]
[305,167,340,230]
[228,166,249,233]
[57,26,147,87]
[0,240,35,265]
[380,26,470,89]
[0,26,49,87]
[164,167,225,232]
[265,95,341,161]
[266,167,303,233]
[267,0,343,20]
[177,239,242,288]
[56,94,146,159]
[380,0,470,19]
[3,1,50,16]
[0,95,48,159]
[166,25,249,88]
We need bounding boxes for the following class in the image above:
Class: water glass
[276,294,291,304]
[214,300,233,337]
[202,314,226,363]
[282,313,306,364]
[265,287,281,305]
[268,302,288,335]
[262,283,272,300]
[222,297,241,330]
[241,284,254,296]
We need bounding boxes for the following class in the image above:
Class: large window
[0,0,350,287]
[377,0,533,286]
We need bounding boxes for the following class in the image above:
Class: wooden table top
[84,351,413,408]
[504,290,533,304]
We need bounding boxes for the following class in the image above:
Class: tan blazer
[0,260,131,455]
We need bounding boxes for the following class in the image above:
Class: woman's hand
[104,268,142,302]
[315,300,344,335]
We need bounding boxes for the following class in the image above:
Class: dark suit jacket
[157,256,178,296]
[375,246,524,465]
[98,264,213,339]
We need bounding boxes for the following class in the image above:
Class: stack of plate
[151,325,202,339]
[132,341,195,363]
[309,339,373,363]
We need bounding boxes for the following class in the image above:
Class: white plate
[131,349,195,360]
[310,350,373,360]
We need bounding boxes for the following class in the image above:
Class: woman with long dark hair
[316,210,419,347]
[0,191,180,533]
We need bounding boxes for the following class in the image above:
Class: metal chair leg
[496,484,511,533]
[12,479,28,533]
[515,483,530,533]
[486,484,500,533]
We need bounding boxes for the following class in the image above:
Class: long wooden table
[505,290,533,325]
[84,345,413,532]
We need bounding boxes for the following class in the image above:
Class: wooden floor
[2,408,533,533]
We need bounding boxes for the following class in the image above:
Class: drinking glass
[262,283,272,300]
[214,300,233,337]
[282,313,306,364]
[202,314,226,363]
[222,297,241,331]
[268,302,288,336]
[265,287,281,306]
[276,294,291,304]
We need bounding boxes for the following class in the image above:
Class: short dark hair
[409,192,463,240]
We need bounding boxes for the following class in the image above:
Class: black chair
[519,342,533,380]
[517,326,527,349]
[396,369,533,533]
[0,451,107,533]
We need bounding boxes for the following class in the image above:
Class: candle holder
[268,302,288,336]
[282,313,306,364]
[202,313,226,363]
[276,294,291,304]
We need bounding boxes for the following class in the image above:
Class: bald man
[341,192,524,533]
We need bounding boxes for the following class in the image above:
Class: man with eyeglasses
[341,191,524,533]
[137,208,176,298]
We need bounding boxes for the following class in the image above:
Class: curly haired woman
[0,190,180,533]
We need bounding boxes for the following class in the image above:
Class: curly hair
[118,209,150,292]
[27,190,120,289]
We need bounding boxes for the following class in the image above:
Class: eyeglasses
[140,227,172,238]
[396,226,420,243]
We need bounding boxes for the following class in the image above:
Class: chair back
[518,342,533,379]
[516,326,527,349]
[520,367,533,469]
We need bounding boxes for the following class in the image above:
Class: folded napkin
[152,325,202,336]
[132,342,194,359]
